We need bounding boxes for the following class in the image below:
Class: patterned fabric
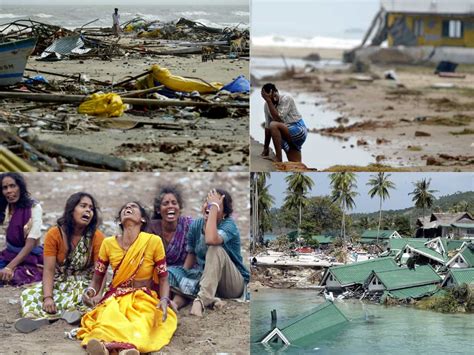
[146,216,193,266]
[168,217,250,297]
[20,234,95,318]
[0,203,43,286]
[281,118,308,152]
[77,232,178,353]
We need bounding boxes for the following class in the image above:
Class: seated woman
[146,185,193,267]
[17,192,105,331]
[0,173,43,286]
[78,201,177,355]
[168,188,249,317]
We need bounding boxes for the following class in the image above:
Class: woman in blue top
[168,188,249,316]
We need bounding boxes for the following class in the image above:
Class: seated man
[261,83,308,162]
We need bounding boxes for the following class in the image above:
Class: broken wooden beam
[0,92,249,108]
[32,139,128,171]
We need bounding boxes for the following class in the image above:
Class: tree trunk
[377,197,382,245]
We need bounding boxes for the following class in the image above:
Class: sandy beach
[0,172,250,353]
[1,34,249,172]
[251,45,474,172]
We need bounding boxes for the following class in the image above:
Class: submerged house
[365,264,442,300]
[446,243,474,268]
[441,267,474,287]
[381,0,474,47]
[359,229,401,244]
[320,257,399,292]
[259,301,348,347]
[415,212,474,239]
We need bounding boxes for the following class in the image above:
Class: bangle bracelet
[160,297,170,305]
[43,296,53,302]
[4,266,13,272]
[209,202,220,212]
[84,287,97,298]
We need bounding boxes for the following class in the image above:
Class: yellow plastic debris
[78,93,126,117]
[136,64,223,94]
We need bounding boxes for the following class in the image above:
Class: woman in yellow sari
[77,201,177,355]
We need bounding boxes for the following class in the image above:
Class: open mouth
[166,210,176,218]
[204,208,210,216]
[81,213,91,222]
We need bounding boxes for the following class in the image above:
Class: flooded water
[251,288,474,355]
[250,89,374,169]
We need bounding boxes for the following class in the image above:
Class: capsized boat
[0,38,36,86]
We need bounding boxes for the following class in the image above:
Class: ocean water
[252,0,380,49]
[251,288,474,355]
[0,4,249,30]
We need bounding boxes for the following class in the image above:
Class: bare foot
[118,350,139,355]
[190,299,204,317]
[261,147,269,156]
[213,299,227,310]
[86,339,109,355]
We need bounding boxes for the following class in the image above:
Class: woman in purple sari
[0,173,43,286]
[146,185,192,267]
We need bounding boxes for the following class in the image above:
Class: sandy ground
[251,45,474,172]
[1,37,249,172]
[0,172,250,354]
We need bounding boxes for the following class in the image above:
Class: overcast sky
[266,173,474,214]
[2,0,248,5]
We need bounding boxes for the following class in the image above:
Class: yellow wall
[387,13,474,47]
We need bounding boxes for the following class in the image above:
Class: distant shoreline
[251,45,345,60]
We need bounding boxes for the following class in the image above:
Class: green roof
[361,230,398,239]
[405,244,447,264]
[385,284,441,300]
[460,245,474,267]
[452,223,474,228]
[447,268,474,286]
[324,257,399,286]
[311,235,335,244]
[389,238,428,251]
[373,265,441,290]
[440,239,465,253]
[279,301,348,346]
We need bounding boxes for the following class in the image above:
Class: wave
[35,13,53,18]
[232,11,249,17]
[178,11,209,17]
[252,35,361,50]
[0,13,24,19]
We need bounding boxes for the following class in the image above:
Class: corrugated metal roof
[389,238,428,251]
[452,223,474,228]
[280,301,348,346]
[328,257,399,286]
[449,268,474,285]
[311,235,335,244]
[385,284,441,300]
[381,0,474,15]
[460,245,474,266]
[405,244,447,263]
[374,265,442,290]
[361,230,397,239]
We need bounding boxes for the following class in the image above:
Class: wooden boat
[0,38,36,86]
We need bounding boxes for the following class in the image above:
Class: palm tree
[251,173,274,246]
[409,178,438,238]
[283,173,315,240]
[329,172,358,244]
[367,172,396,244]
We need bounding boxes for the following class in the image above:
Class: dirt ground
[1,37,249,172]
[0,172,250,354]
[251,45,474,172]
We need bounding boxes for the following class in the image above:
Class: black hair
[153,185,184,219]
[262,83,277,94]
[215,188,233,217]
[0,173,33,224]
[114,8,118,11]
[57,192,100,263]
[117,201,150,232]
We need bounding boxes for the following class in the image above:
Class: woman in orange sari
[77,201,177,355]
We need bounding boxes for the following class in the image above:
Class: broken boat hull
[0,38,36,86]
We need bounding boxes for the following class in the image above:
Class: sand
[251,45,474,171]
[1,36,250,172]
[0,172,250,354]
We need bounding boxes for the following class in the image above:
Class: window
[413,19,424,36]
[442,20,463,38]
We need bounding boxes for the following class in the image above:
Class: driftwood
[0,92,249,108]
[32,139,128,171]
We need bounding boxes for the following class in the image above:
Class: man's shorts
[282,119,308,152]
